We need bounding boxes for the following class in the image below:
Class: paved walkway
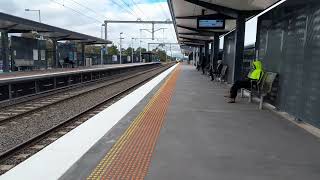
[146,64,320,180]
[61,64,320,180]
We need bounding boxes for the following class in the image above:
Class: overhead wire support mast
[104,20,173,40]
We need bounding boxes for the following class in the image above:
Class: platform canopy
[0,12,111,44]
[168,0,280,46]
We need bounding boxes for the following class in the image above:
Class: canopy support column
[199,46,203,66]
[233,14,246,82]
[81,44,85,66]
[204,42,209,67]
[214,33,220,64]
[1,32,9,72]
[52,39,58,68]
[210,41,214,67]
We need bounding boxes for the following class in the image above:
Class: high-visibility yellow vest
[248,60,263,80]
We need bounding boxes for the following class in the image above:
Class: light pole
[100,25,104,39]
[25,9,41,23]
[100,25,104,65]
[25,9,42,40]
[139,30,142,62]
[131,38,134,63]
[170,44,173,61]
[119,32,123,64]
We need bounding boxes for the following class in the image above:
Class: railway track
[0,65,163,125]
[0,64,158,109]
[0,63,173,174]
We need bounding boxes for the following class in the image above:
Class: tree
[152,48,167,62]
[123,47,134,56]
[21,32,38,39]
[136,47,147,54]
[85,45,101,54]
[108,44,119,55]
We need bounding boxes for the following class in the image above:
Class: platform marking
[87,65,181,180]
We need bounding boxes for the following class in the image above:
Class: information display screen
[197,19,225,29]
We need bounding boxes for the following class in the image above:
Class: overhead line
[110,0,137,18]
[66,0,108,20]
[50,0,103,24]
[50,0,115,34]
[118,0,140,18]
[130,0,150,20]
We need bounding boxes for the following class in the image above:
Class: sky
[0,0,258,57]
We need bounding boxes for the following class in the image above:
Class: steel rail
[0,65,162,125]
[0,64,172,161]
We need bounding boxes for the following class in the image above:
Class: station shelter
[0,12,111,72]
[169,0,320,128]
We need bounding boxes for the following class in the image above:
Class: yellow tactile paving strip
[87,65,181,180]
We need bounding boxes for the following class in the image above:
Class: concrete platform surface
[60,64,320,179]
[145,64,320,180]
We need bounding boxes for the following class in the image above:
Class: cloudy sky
[0,0,258,57]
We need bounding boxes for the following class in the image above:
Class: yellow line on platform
[87,65,181,180]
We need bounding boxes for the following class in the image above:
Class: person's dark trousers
[196,63,200,71]
[230,80,251,99]
[201,63,206,74]
[209,68,214,81]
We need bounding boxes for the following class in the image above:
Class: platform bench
[241,72,277,109]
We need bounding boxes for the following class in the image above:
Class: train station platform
[0,63,155,82]
[62,63,320,179]
[2,63,320,180]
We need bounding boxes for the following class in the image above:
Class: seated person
[209,60,223,81]
[225,60,264,103]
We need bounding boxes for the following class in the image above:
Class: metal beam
[82,41,98,45]
[179,36,209,42]
[181,43,202,47]
[1,23,18,31]
[181,42,204,46]
[179,31,227,36]
[177,24,216,34]
[181,40,201,43]
[148,43,179,45]
[179,32,213,37]
[184,0,239,18]
[49,34,72,41]
[243,10,262,17]
[181,40,204,44]
[176,13,235,20]
[105,20,172,24]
